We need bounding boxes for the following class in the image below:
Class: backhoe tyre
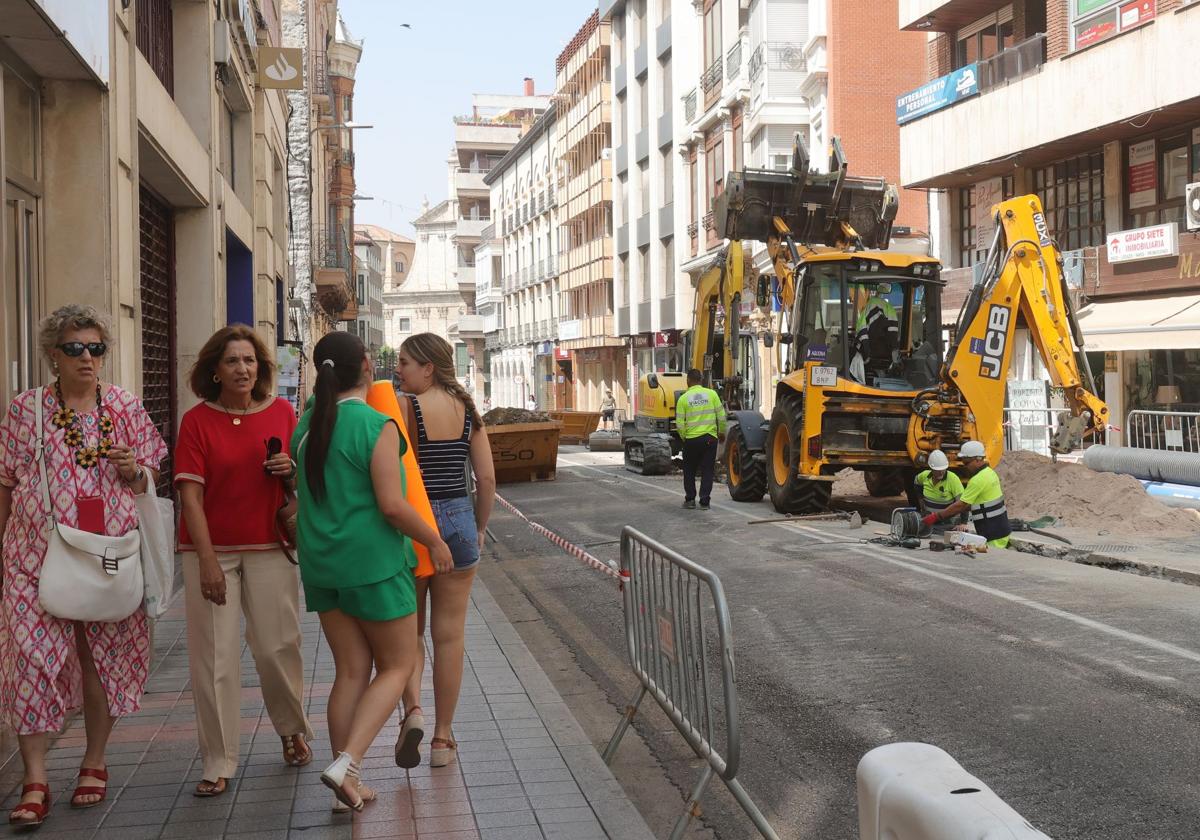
[863,467,907,498]
[766,391,832,514]
[725,425,766,502]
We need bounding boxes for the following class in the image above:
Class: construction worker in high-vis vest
[922,440,1011,548]
[914,449,964,527]
[675,368,727,510]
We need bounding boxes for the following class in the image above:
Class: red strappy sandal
[8,783,50,830]
[70,767,108,809]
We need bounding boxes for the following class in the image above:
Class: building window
[639,162,650,216]
[703,0,722,73]
[394,259,405,273]
[661,238,674,282]
[956,177,1015,267]
[661,148,673,204]
[455,344,469,378]
[397,317,411,333]
[1070,0,1156,51]
[1034,152,1105,251]
[357,274,365,305]
[1124,130,1198,230]
[954,5,1013,69]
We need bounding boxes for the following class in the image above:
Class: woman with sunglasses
[0,305,167,829]
[174,325,313,798]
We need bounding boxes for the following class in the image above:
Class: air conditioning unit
[1187,181,1200,231]
[213,20,231,67]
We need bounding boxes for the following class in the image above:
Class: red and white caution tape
[494,494,622,583]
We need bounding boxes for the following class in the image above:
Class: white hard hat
[960,440,986,459]
[928,450,949,470]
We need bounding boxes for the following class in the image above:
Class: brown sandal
[71,767,108,808]
[8,783,50,830]
[193,777,229,797]
[283,733,312,767]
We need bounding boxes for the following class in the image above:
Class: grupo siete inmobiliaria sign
[896,64,980,125]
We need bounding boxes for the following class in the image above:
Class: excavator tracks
[624,437,675,476]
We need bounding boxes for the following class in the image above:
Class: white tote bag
[34,394,145,623]
[135,466,176,619]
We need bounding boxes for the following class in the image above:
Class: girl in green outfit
[293,332,452,812]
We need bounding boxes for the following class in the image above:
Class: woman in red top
[174,325,313,797]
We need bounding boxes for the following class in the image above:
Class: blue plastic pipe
[1140,480,1200,510]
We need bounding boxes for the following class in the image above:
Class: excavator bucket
[714,134,899,249]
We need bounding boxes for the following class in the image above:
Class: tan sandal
[429,736,457,768]
[194,777,229,797]
[283,733,312,767]
[332,779,377,813]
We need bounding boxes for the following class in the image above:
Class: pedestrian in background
[675,369,726,510]
[394,333,496,769]
[600,389,616,430]
[295,332,452,811]
[525,393,537,412]
[175,325,313,798]
[0,305,166,828]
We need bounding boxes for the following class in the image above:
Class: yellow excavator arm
[943,195,1109,458]
[689,241,748,395]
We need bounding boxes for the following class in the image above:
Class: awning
[1076,294,1200,352]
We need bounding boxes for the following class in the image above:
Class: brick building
[898,0,1200,445]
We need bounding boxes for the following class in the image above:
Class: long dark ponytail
[305,331,366,500]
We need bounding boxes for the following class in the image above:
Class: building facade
[555,12,629,413]
[358,223,415,349]
[451,86,550,403]
[389,200,464,362]
[352,229,385,354]
[283,0,363,365]
[897,0,1200,444]
[1,0,295,481]
[486,111,561,409]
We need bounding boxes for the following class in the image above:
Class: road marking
[556,458,1200,668]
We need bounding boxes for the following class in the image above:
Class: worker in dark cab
[675,369,727,510]
[922,440,1011,548]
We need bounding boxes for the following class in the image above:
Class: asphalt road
[482,447,1200,840]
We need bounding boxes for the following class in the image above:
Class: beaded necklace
[51,380,113,469]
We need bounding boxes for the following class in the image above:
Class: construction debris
[483,407,553,426]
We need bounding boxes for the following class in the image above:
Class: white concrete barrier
[858,743,1051,840]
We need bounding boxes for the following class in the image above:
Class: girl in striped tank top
[393,333,496,769]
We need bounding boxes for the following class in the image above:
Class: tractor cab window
[797,266,851,370]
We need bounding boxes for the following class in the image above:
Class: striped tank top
[411,395,472,500]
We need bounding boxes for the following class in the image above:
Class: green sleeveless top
[292,397,415,589]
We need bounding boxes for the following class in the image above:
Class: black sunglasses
[58,342,107,357]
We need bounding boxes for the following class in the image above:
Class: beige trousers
[182,549,313,781]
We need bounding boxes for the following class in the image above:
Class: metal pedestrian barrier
[1126,409,1200,453]
[602,527,780,840]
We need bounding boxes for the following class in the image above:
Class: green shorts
[303,568,416,622]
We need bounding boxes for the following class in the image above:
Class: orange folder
[366,381,436,578]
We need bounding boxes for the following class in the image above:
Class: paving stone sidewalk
[0,579,655,840]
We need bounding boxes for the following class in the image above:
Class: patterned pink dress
[0,385,167,735]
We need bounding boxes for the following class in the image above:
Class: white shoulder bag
[34,394,144,623]
[135,465,176,619]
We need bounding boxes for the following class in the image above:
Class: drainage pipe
[1082,445,1200,487]
[1140,481,1200,511]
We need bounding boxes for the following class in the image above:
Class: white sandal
[320,751,364,811]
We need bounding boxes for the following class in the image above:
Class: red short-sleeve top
[174,397,297,552]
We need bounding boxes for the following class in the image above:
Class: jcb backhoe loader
[718,138,1108,512]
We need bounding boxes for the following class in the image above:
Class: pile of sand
[996,449,1200,536]
[833,468,870,496]
[483,407,554,426]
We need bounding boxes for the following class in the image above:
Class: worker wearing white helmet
[922,440,1011,548]
[913,449,963,525]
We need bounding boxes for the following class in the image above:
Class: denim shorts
[430,496,480,571]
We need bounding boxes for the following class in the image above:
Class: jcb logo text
[979,305,1010,380]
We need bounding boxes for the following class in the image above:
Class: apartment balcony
[747,41,808,110]
[454,167,490,196]
[683,89,697,124]
[726,41,742,82]
[312,226,356,320]
[330,149,355,195]
[456,263,476,292]
[899,0,1009,32]
[458,312,485,339]
[701,57,722,111]
[456,217,490,241]
[899,25,1187,188]
[485,333,502,351]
